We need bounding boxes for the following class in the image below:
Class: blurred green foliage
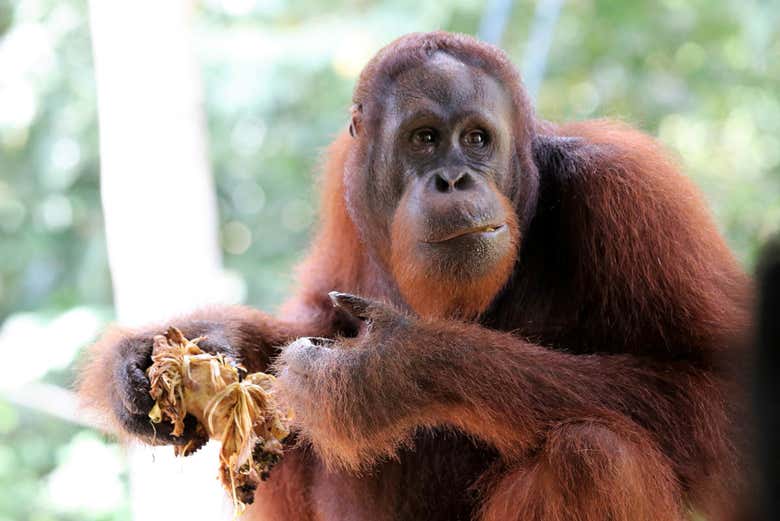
[0,0,777,520]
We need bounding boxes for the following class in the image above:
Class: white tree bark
[89,0,231,519]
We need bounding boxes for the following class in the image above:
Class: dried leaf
[146,327,291,514]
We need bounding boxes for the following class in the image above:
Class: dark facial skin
[370,52,518,279]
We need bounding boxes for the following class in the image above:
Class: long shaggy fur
[79,32,750,521]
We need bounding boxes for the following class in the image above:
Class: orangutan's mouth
[424,223,506,244]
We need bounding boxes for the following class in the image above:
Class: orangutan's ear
[348,104,363,138]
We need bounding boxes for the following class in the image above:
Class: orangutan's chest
[308,431,497,521]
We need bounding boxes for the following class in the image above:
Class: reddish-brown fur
[80,32,750,521]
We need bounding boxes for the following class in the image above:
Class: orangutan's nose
[430,170,475,193]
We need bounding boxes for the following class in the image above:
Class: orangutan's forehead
[387,52,511,116]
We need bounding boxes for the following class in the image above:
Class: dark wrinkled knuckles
[341,32,539,319]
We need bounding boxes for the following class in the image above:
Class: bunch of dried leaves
[147,327,291,513]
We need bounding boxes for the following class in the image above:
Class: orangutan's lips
[424,224,505,244]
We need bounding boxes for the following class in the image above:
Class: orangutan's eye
[411,128,438,147]
[463,129,488,148]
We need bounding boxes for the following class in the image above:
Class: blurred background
[0,0,778,520]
